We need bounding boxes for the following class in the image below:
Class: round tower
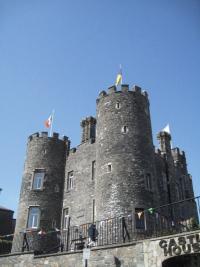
[12,132,70,251]
[95,84,157,220]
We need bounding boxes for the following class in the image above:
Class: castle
[12,84,197,249]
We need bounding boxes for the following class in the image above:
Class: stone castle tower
[12,84,197,250]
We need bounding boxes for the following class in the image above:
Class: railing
[8,196,200,254]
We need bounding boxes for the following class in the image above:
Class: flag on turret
[162,124,170,134]
[115,65,122,86]
[45,114,53,128]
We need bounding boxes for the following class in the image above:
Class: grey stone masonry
[12,132,70,251]
[95,85,157,220]
[2,230,200,267]
[12,83,198,251]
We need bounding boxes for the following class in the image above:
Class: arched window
[116,102,121,109]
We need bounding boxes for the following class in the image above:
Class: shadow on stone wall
[114,256,121,267]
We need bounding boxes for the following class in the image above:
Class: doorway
[162,254,200,267]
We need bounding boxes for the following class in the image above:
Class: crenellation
[142,90,148,97]
[121,84,129,92]
[132,85,141,93]
[28,132,39,141]
[69,147,77,154]
[40,131,48,138]
[98,90,107,98]
[52,132,59,139]
[13,82,198,254]
[107,85,117,94]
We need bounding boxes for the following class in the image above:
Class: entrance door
[162,254,200,267]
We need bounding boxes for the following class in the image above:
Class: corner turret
[157,131,171,156]
[80,116,96,143]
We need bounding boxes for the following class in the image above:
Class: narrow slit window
[67,171,74,190]
[116,102,121,109]
[121,126,128,133]
[92,160,96,180]
[145,173,153,191]
[92,199,96,223]
[108,163,112,172]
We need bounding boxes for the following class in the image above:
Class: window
[135,208,145,229]
[54,184,60,193]
[67,171,74,190]
[92,199,96,223]
[161,172,167,191]
[116,102,121,109]
[27,207,40,229]
[121,126,128,133]
[52,219,57,228]
[145,173,153,191]
[107,163,112,172]
[92,161,96,180]
[63,208,69,229]
[32,170,45,190]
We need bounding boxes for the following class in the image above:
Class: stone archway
[162,253,200,267]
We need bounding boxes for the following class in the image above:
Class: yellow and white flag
[115,65,122,86]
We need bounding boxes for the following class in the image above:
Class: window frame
[62,208,69,230]
[115,102,121,109]
[107,163,112,172]
[135,208,146,230]
[92,160,96,180]
[145,173,153,191]
[27,206,40,229]
[121,125,128,134]
[67,171,74,190]
[32,169,45,190]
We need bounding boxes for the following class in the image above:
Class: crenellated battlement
[69,147,77,155]
[80,116,96,127]
[96,84,149,104]
[171,147,185,157]
[28,132,69,143]
[155,148,161,155]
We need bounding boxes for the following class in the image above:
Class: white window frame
[63,208,69,229]
[107,163,112,172]
[27,206,40,229]
[115,102,121,109]
[32,170,45,190]
[121,125,128,134]
[67,171,74,190]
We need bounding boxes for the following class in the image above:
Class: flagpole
[120,64,122,84]
[50,109,55,137]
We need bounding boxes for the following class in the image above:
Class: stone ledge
[0,251,32,258]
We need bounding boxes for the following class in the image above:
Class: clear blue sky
[0,0,200,216]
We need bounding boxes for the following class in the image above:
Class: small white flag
[162,124,170,134]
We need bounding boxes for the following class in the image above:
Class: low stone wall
[1,230,200,267]
[0,242,144,267]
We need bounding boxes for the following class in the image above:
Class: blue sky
[0,0,199,216]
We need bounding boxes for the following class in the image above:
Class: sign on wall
[159,233,200,257]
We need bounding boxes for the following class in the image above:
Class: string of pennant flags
[0,207,159,239]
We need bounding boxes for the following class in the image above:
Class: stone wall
[95,85,157,221]
[63,141,96,226]
[0,242,144,267]
[1,230,200,267]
